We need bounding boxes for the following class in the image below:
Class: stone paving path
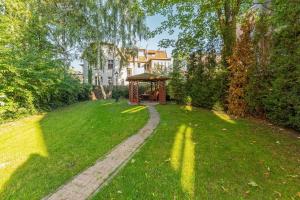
[44,105,160,200]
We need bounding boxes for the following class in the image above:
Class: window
[108,60,114,69]
[95,76,98,86]
[127,68,132,77]
[95,76,101,86]
[144,64,150,72]
[108,76,112,85]
[138,63,141,68]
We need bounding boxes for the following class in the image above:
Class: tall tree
[227,15,255,117]
[143,0,252,66]
[264,0,300,130]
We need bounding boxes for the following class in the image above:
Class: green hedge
[0,65,92,122]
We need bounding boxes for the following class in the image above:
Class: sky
[139,14,179,56]
[71,14,179,71]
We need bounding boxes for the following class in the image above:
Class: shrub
[183,96,192,105]
[0,65,92,121]
[0,65,36,120]
[78,83,93,101]
[111,86,129,99]
[186,51,225,109]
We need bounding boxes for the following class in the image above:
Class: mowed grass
[95,104,300,200]
[0,100,148,200]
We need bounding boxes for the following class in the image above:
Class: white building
[82,44,172,86]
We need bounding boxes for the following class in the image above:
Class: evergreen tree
[264,0,300,130]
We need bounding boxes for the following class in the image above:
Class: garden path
[44,104,159,200]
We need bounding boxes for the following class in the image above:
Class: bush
[111,86,129,99]
[0,65,36,120]
[186,51,225,109]
[78,83,93,101]
[0,66,92,122]
[183,96,192,105]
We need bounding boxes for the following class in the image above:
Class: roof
[149,58,172,61]
[126,73,169,82]
[147,50,168,59]
[129,49,171,63]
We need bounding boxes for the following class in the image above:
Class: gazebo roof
[126,73,169,82]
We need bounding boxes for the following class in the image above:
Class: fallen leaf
[221,186,229,192]
[131,159,135,163]
[248,181,258,187]
[244,190,250,197]
[117,190,122,194]
[222,128,227,131]
[276,141,280,144]
[264,172,270,177]
[274,191,281,197]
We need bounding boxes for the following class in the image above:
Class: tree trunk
[97,42,107,99]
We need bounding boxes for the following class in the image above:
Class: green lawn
[0,100,148,200]
[95,104,300,200]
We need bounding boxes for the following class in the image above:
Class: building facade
[82,45,172,86]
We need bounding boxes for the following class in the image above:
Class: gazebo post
[129,81,139,104]
[134,81,139,104]
[129,81,133,103]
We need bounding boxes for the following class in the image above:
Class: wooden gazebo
[126,73,169,104]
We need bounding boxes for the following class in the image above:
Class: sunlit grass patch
[171,125,186,171]
[0,115,48,190]
[181,126,195,197]
[181,105,193,111]
[121,106,146,114]
[212,110,236,124]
